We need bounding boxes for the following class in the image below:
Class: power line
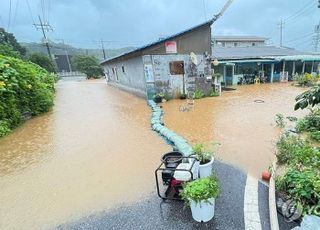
[202,0,207,21]
[283,0,314,21]
[7,0,12,31]
[12,0,20,29]
[284,32,315,43]
[25,0,36,24]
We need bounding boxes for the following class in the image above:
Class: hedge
[0,55,55,137]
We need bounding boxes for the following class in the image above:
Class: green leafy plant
[275,113,286,128]
[194,89,205,99]
[0,55,55,137]
[295,85,320,110]
[209,89,219,97]
[192,142,220,164]
[310,131,320,141]
[181,173,220,205]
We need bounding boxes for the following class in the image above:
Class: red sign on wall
[165,41,177,54]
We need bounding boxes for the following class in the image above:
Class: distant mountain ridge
[21,42,136,61]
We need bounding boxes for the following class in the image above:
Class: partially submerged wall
[103,56,146,96]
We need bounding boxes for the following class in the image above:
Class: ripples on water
[163,83,306,178]
[0,80,169,230]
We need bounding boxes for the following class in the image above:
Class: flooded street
[163,83,305,178]
[0,80,169,230]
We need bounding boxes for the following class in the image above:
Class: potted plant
[192,143,214,178]
[181,174,220,222]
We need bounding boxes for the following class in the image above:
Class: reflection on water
[163,83,306,178]
[0,80,169,230]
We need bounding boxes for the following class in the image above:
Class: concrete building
[212,36,267,48]
[101,20,214,98]
[212,45,320,86]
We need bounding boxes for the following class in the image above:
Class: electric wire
[7,0,12,31]
[25,0,36,24]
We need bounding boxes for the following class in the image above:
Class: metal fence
[57,71,87,78]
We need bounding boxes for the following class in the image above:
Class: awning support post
[270,63,274,83]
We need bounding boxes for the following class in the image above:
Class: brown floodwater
[163,83,306,178]
[0,79,170,230]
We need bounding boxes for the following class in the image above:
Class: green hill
[21,42,136,61]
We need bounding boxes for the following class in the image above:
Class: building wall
[143,54,212,97]
[103,56,146,96]
[142,25,212,55]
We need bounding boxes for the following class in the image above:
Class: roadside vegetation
[72,55,104,79]
[293,73,320,87]
[0,55,55,137]
[275,84,320,217]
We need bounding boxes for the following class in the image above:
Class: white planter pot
[198,157,214,178]
[189,198,215,222]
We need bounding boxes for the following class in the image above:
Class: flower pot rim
[199,156,214,167]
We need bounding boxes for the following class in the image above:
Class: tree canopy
[0,27,26,57]
[28,53,56,73]
[72,55,103,78]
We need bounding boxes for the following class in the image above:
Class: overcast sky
[0,0,319,51]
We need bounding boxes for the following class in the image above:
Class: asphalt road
[58,160,272,230]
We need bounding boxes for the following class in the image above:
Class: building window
[169,61,184,75]
[234,42,238,47]
[122,66,125,74]
[252,42,256,46]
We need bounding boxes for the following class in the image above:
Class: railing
[57,71,87,78]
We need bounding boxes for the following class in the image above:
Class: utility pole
[314,21,320,52]
[278,19,284,47]
[100,39,106,59]
[33,15,53,60]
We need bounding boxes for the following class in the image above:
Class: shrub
[209,89,220,97]
[181,174,220,205]
[194,89,205,99]
[310,131,320,141]
[0,55,55,137]
[276,166,320,216]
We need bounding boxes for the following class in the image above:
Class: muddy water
[0,80,170,230]
[163,83,306,178]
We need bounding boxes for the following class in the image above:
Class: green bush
[310,131,320,141]
[276,132,320,216]
[295,109,320,142]
[194,89,205,99]
[0,55,55,137]
[181,174,220,205]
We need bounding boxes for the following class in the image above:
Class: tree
[295,85,320,110]
[0,44,21,58]
[28,53,56,73]
[0,27,26,57]
[72,55,103,78]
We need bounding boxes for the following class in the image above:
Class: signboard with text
[165,41,177,54]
